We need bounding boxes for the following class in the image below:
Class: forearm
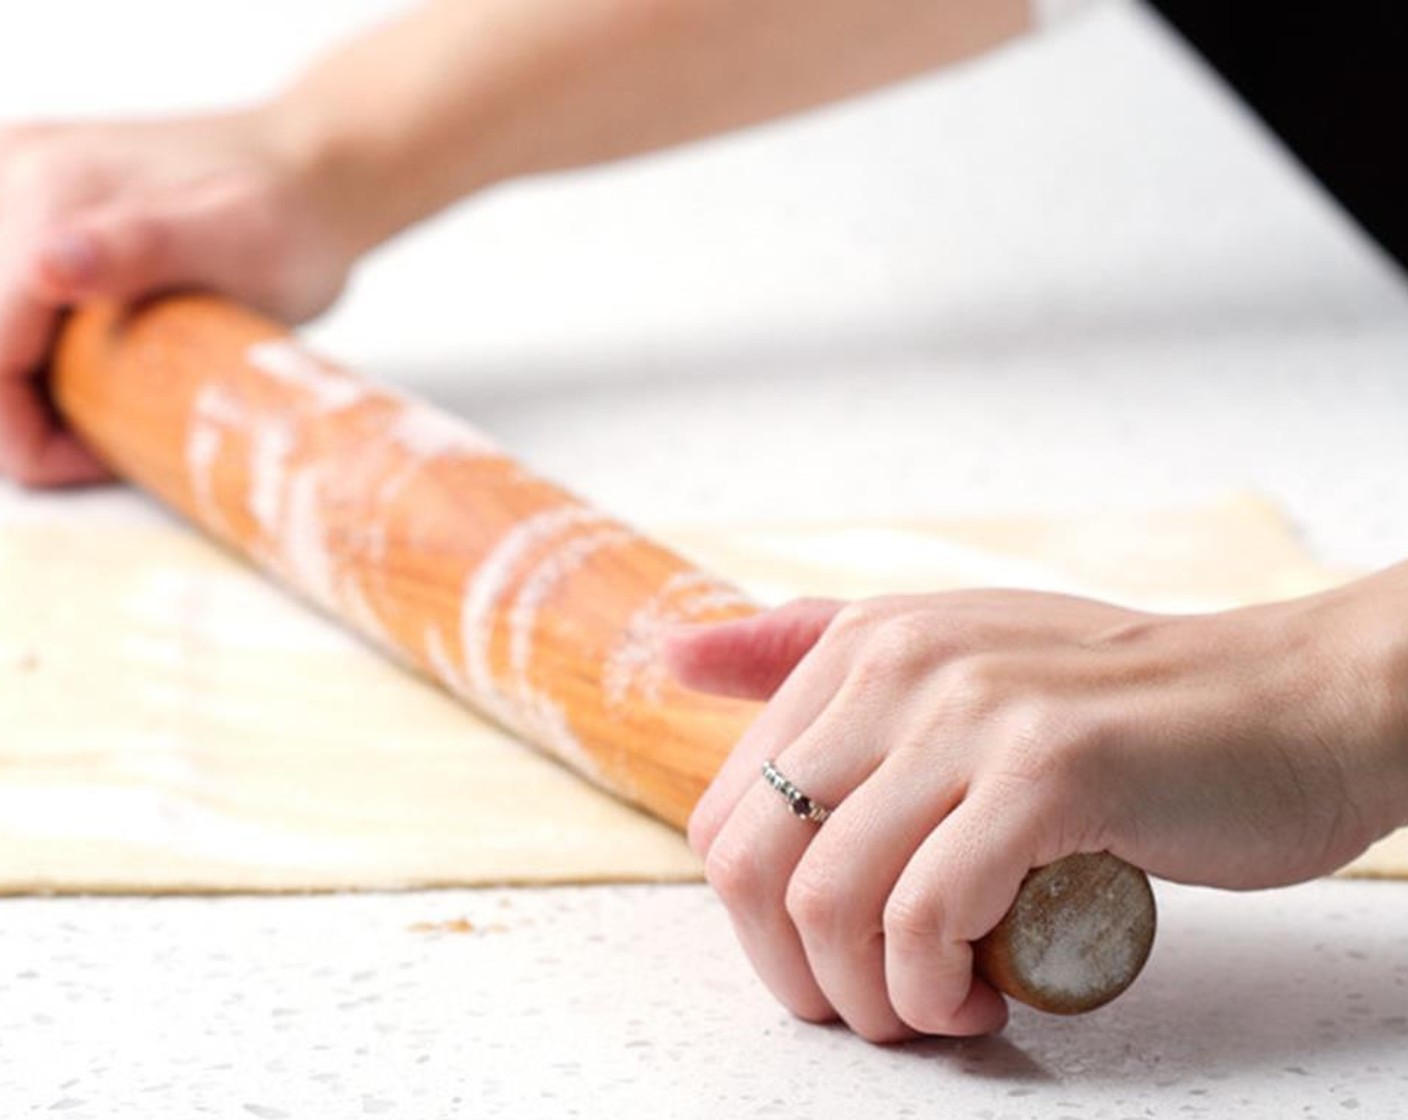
[271,0,1030,253]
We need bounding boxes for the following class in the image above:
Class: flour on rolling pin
[156,319,754,805]
[604,570,754,710]
[452,506,618,775]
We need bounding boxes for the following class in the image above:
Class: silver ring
[762,759,832,825]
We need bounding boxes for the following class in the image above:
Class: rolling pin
[51,295,1155,1016]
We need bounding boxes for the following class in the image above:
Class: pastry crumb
[408,917,494,935]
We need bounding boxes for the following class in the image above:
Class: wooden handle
[51,295,1155,1014]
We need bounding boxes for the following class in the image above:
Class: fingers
[665,598,844,700]
[0,114,352,488]
[781,746,966,1042]
[0,271,108,487]
[702,695,892,1029]
[704,698,1022,1041]
[0,385,108,486]
[726,570,1217,1042]
[882,789,1038,1036]
[31,198,215,305]
[2,189,247,488]
[686,637,842,856]
[684,600,857,1025]
[677,597,846,853]
[684,600,852,855]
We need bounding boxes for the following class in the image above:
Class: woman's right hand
[0,108,357,487]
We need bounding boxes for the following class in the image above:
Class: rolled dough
[0,492,1400,892]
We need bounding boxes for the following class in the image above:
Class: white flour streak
[517,692,594,776]
[603,570,753,711]
[454,505,625,779]
[185,384,247,532]
[246,422,297,537]
[459,506,611,711]
[279,468,337,609]
[185,426,223,522]
[240,415,339,617]
[348,402,504,570]
[499,524,633,777]
[424,626,469,696]
[337,575,391,650]
[247,339,366,413]
[360,448,433,566]
[391,403,501,460]
[506,526,633,690]
[373,455,421,506]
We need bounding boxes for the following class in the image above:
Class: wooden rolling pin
[51,295,1155,1015]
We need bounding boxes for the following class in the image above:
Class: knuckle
[942,654,1010,717]
[685,803,721,859]
[784,865,846,937]
[837,611,958,695]
[997,700,1065,780]
[891,995,954,1037]
[702,836,764,909]
[883,888,944,947]
[873,614,940,672]
[999,698,1107,795]
[838,650,890,698]
[824,595,918,640]
[825,600,880,644]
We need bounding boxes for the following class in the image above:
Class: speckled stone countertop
[3,1,1408,1115]
[3,883,1407,1116]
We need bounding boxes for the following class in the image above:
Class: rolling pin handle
[975,851,1156,1015]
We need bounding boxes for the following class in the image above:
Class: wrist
[252,90,404,263]
[257,1,523,260]
[1303,575,1408,831]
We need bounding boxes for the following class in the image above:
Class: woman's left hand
[666,586,1408,1042]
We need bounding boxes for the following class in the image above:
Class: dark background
[1148,1,1408,273]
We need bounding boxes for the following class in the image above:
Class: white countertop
[3,1,1408,1115]
[4,881,1407,1117]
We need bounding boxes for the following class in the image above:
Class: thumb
[33,205,206,304]
[30,190,271,307]
[663,597,844,700]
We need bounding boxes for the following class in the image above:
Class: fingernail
[42,232,99,285]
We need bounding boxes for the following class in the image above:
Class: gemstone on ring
[762,759,832,825]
